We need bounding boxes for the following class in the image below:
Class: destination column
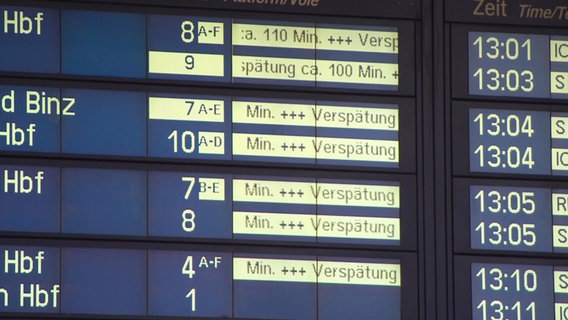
[0,86,62,153]
[0,7,60,74]
[0,165,60,233]
[0,246,60,313]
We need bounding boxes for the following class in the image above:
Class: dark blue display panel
[468,32,550,98]
[0,244,410,319]
[471,263,553,320]
[0,86,61,153]
[1,2,419,320]
[0,246,60,313]
[469,185,551,252]
[449,15,568,320]
[452,25,568,100]
[468,108,550,175]
[61,10,146,78]
[61,248,147,315]
[452,102,568,177]
[61,168,147,236]
[0,163,412,247]
[454,179,568,254]
[0,165,60,233]
[0,7,60,74]
[0,5,413,94]
[0,84,412,170]
[61,89,147,156]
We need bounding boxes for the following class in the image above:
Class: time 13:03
[472,68,535,93]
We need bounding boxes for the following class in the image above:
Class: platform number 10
[168,130,196,154]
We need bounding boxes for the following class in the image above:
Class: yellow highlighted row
[233,179,400,208]
[233,211,400,240]
[232,133,399,163]
[233,257,401,286]
[233,23,398,53]
[148,51,398,87]
[233,55,398,86]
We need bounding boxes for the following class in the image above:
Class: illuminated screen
[0,163,416,247]
[0,84,415,170]
[471,263,553,319]
[0,244,409,319]
[455,257,568,320]
[451,101,568,176]
[452,179,568,253]
[0,1,418,320]
[468,31,568,99]
[0,6,412,93]
[449,8,568,320]
[468,108,549,174]
[451,25,568,100]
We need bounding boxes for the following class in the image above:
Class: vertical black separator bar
[422,0,437,319]
[441,1,455,318]
[433,0,448,319]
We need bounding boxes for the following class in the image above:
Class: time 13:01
[473,36,532,61]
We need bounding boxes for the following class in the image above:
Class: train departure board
[0,241,418,319]
[454,256,568,320]
[447,1,568,320]
[0,161,416,247]
[0,5,414,94]
[451,101,568,176]
[453,178,568,254]
[0,83,415,170]
[452,27,568,100]
[1,0,421,319]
